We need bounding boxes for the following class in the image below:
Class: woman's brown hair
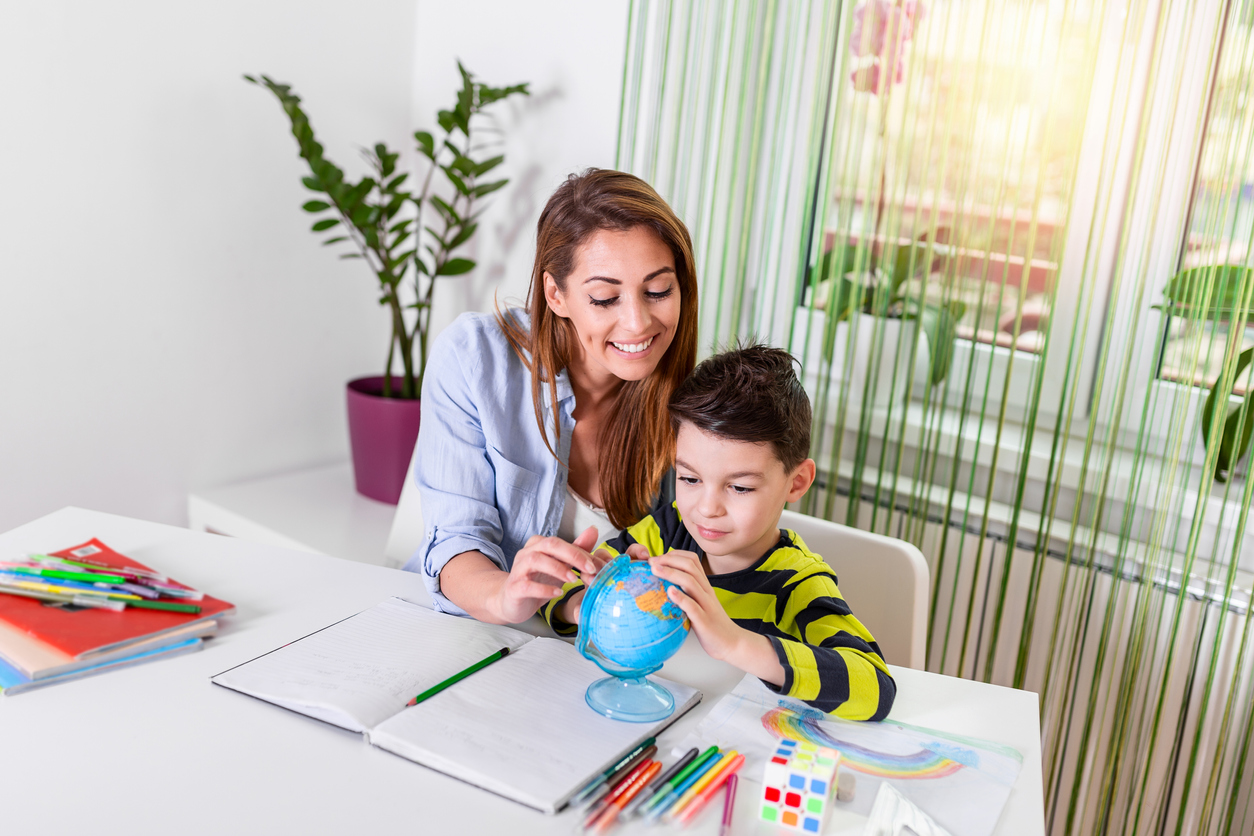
[497,169,698,529]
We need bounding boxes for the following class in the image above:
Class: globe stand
[585,675,674,723]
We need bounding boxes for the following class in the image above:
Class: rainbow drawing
[761,708,964,780]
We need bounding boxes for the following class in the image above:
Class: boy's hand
[647,550,740,659]
[649,550,786,686]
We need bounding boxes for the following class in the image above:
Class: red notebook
[0,538,235,659]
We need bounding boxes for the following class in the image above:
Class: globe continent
[583,558,690,674]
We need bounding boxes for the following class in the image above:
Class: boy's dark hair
[668,344,812,471]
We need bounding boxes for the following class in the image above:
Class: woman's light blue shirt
[403,311,576,615]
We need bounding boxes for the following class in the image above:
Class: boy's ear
[785,458,817,503]
[543,272,570,318]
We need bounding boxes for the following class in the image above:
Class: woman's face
[545,226,682,388]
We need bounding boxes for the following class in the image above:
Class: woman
[405,169,699,624]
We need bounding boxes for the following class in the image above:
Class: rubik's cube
[759,737,841,832]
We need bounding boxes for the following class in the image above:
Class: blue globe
[578,555,690,678]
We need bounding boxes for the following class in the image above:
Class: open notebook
[210,597,701,814]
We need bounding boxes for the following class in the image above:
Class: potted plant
[1159,264,1254,482]
[245,64,528,503]
[801,233,964,410]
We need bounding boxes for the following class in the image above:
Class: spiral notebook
[210,597,701,813]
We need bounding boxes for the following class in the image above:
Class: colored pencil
[406,647,511,706]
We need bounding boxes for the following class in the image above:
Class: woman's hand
[491,526,606,625]
[648,550,785,686]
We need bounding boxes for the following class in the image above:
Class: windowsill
[792,308,1254,597]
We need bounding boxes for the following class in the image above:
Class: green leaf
[321,236,348,246]
[1164,265,1254,318]
[920,300,967,386]
[414,131,435,159]
[473,155,505,177]
[1205,346,1254,479]
[301,176,324,192]
[302,200,331,213]
[450,154,477,177]
[311,218,339,232]
[384,172,410,192]
[431,195,460,224]
[437,109,456,133]
[471,179,508,199]
[339,253,362,259]
[415,257,430,276]
[437,257,476,276]
[424,225,448,247]
[447,222,478,250]
[444,168,472,196]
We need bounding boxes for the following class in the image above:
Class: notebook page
[368,637,701,813]
[211,598,532,733]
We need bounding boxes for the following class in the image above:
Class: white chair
[780,509,930,670]
[384,443,424,568]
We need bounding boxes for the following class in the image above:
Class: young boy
[541,344,896,721]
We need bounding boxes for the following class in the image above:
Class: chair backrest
[384,442,424,569]
[779,509,930,669]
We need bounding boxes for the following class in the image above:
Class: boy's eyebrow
[583,266,676,286]
[675,458,764,481]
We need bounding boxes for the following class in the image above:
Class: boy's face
[674,422,816,570]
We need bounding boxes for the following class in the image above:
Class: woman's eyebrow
[583,266,676,285]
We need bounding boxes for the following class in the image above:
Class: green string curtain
[617,1,1254,833]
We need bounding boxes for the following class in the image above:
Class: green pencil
[406,646,511,707]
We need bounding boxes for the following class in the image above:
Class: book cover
[0,637,205,696]
[0,617,218,679]
[0,538,234,659]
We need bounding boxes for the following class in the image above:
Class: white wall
[411,0,631,335]
[0,1,628,533]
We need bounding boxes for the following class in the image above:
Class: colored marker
[676,754,745,824]
[0,586,126,611]
[406,647,511,706]
[622,746,698,818]
[128,599,202,614]
[29,554,167,582]
[583,756,654,827]
[669,751,740,819]
[719,773,738,836]
[582,745,657,809]
[642,746,721,819]
[571,736,657,805]
[592,760,662,832]
[0,565,128,584]
[0,578,140,601]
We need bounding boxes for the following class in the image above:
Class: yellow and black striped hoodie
[540,501,896,721]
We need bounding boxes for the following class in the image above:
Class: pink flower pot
[345,376,422,505]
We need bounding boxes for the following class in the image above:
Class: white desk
[0,508,1043,836]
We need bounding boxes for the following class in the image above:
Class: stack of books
[0,538,235,695]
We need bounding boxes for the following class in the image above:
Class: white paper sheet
[211,597,532,732]
[687,675,1022,836]
[368,637,701,813]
